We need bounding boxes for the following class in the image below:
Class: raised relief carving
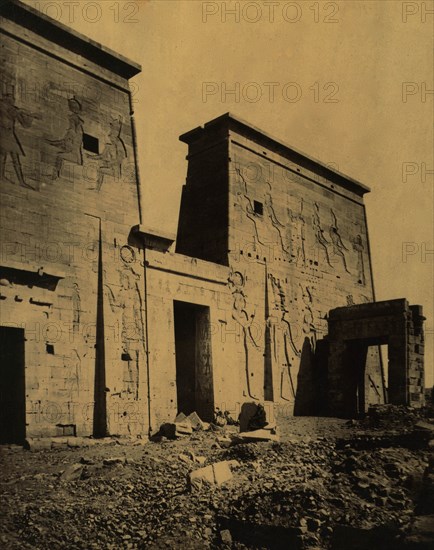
[104,269,143,354]
[235,169,267,247]
[105,283,118,314]
[312,202,332,267]
[329,209,350,273]
[118,271,142,348]
[352,234,366,285]
[46,97,84,179]
[120,245,136,265]
[86,118,127,192]
[64,349,81,401]
[299,283,317,349]
[228,269,259,399]
[72,283,81,336]
[268,274,298,401]
[264,182,289,255]
[228,271,259,349]
[0,89,40,189]
[288,198,306,266]
[265,184,284,229]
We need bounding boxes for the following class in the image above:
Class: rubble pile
[360,405,426,432]
[1,407,433,549]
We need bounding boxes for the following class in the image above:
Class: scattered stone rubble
[1,404,434,549]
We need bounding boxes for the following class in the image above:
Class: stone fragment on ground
[103,457,126,466]
[239,402,268,432]
[232,428,280,443]
[189,465,215,490]
[212,461,233,485]
[60,463,84,481]
[189,461,235,490]
[220,529,232,544]
[160,420,193,438]
[179,453,191,464]
[175,412,188,423]
[216,436,232,448]
[188,411,206,431]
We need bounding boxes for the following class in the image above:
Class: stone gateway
[0,0,425,443]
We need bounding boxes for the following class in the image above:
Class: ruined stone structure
[0,1,425,443]
[327,299,425,418]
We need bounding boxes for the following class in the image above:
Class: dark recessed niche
[121,352,132,361]
[253,200,263,216]
[46,344,54,354]
[83,133,99,154]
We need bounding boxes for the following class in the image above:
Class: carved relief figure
[119,271,142,348]
[264,182,284,228]
[236,191,267,246]
[265,182,290,256]
[72,283,81,336]
[87,118,127,191]
[352,234,366,285]
[64,349,81,401]
[228,270,260,399]
[329,209,350,273]
[0,90,39,188]
[268,274,299,401]
[228,271,259,349]
[288,198,306,266]
[46,97,83,179]
[106,270,143,353]
[235,168,269,248]
[299,284,317,349]
[312,202,332,267]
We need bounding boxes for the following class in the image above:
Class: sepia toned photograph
[0,0,433,548]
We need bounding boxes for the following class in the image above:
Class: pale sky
[23,0,434,385]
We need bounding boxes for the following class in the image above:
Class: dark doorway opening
[344,339,386,417]
[0,327,26,444]
[173,301,214,422]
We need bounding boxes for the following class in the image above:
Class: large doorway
[173,301,214,421]
[0,327,26,444]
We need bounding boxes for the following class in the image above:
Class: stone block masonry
[0,1,425,444]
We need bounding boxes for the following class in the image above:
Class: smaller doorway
[346,341,386,417]
[173,301,214,421]
[0,327,26,444]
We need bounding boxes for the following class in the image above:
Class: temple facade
[0,1,425,443]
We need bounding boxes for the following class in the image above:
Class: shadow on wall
[294,337,329,416]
